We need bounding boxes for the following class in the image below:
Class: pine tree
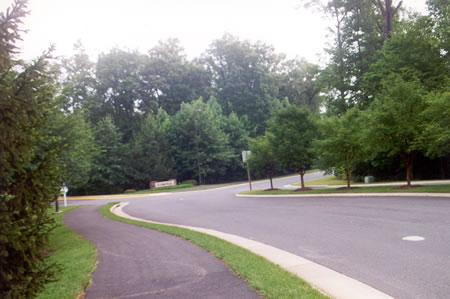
[0,1,62,297]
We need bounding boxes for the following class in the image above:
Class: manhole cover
[402,236,425,241]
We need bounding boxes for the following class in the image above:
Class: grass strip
[128,183,194,194]
[241,184,450,195]
[303,176,349,186]
[37,206,96,299]
[99,202,328,299]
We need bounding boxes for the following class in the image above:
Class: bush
[181,179,197,186]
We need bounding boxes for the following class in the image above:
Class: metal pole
[247,162,252,191]
[63,190,67,207]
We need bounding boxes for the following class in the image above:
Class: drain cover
[402,236,425,241]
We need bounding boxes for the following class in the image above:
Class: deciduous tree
[268,106,318,188]
[315,108,365,187]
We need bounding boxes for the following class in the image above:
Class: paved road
[64,206,260,299]
[112,173,450,299]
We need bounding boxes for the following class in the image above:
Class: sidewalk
[64,206,260,298]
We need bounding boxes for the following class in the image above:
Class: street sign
[242,150,251,163]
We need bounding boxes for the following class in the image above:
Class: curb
[236,192,450,198]
[111,202,393,299]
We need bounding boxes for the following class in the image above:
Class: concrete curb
[284,180,450,190]
[111,202,393,299]
[236,192,450,198]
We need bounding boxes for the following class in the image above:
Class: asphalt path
[64,205,260,299]
[111,173,450,299]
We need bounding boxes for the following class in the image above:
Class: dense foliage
[1,0,449,294]
[0,1,61,297]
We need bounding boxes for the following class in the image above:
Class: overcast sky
[2,0,427,64]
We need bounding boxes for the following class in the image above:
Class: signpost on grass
[61,184,68,207]
[242,150,252,191]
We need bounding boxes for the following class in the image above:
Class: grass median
[127,183,194,194]
[99,202,328,299]
[241,184,450,195]
[37,206,96,299]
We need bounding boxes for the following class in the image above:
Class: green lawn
[128,183,194,194]
[298,175,449,187]
[99,203,328,299]
[241,184,450,195]
[37,206,96,299]
[304,176,349,186]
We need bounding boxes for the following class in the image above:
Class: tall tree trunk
[299,167,305,189]
[401,152,415,186]
[345,168,351,188]
[270,176,273,190]
[371,0,402,38]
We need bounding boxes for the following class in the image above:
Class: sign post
[242,150,252,191]
[61,184,69,207]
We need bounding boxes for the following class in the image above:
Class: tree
[0,0,62,296]
[268,106,318,189]
[302,0,405,114]
[125,113,174,189]
[204,34,283,134]
[248,135,278,190]
[427,0,449,59]
[279,59,322,113]
[143,39,212,114]
[207,97,251,181]
[420,91,450,158]
[91,49,150,141]
[364,15,448,98]
[370,0,403,38]
[365,75,428,186]
[45,109,97,193]
[315,108,365,187]
[87,117,126,194]
[57,41,96,113]
[169,98,233,183]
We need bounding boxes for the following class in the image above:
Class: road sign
[242,150,251,163]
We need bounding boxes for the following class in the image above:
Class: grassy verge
[241,184,450,195]
[99,203,328,299]
[303,176,349,186]
[301,175,450,187]
[127,183,194,194]
[37,206,96,299]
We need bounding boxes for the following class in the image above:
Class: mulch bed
[293,187,313,192]
[335,186,360,190]
[393,184,423,189]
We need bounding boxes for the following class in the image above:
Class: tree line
[0,0,448,296]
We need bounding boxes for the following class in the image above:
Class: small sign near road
[242,150,251,163]
[60,185,69,207]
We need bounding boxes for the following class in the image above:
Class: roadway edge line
[111,202,393,299]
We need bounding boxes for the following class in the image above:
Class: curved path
[64,206,260,299]
[116,173,449,299]
[66,173,450,299]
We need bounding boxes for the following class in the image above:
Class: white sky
[1,0,427,64]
